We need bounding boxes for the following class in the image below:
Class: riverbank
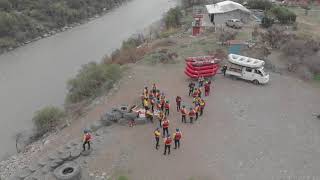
[0,0,130,55]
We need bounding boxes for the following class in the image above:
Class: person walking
[154,128,161,150]
[162,117,170,137]
[150,97,155,112]
[164,100,170,116]
[82,130,92,151]
[189,107,196,124]
[181,105,187,123]
[204,82,210,96]
[176,96,182,112]
[222,65,227,76]
[188,82,195,96]
[163,134,172,155]
[158,111,164,128]
[200,99,206,116]
[173,128,182,149]
[195,103,200,120]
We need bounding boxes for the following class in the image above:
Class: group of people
[140,78,212,156]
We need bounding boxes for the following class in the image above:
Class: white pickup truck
[224,54,270,84]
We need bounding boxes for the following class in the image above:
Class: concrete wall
[209,10,250,25]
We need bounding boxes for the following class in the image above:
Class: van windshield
[257,68,266,76]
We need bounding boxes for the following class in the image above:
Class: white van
[224,54,270,84]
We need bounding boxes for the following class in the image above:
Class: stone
[29,162,41,172]
[48,153,58,160]
[16,168,32,179]
[38,157,49,167]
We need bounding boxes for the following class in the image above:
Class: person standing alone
[176,96,181,112]
[82,130,92,151]
[173,128,182,149]
[154,128,161,150]
[162,117,170,137]
[163,134,172,155]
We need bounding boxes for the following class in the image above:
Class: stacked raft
[184,56,221,78]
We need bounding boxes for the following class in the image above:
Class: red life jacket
[176,97,181,103]
[156,93,160,98]
[192,91,198,98]
[165,103,170,109]
[156,103,161,109]
[189,110,196,117]
[160,99,165,105]
[174,132,182,140]
[163,120,169,128]
[84,133,91,141]
[165,137,172,145]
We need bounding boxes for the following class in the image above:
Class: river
[0,0,176,159]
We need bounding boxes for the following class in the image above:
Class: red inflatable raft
[184,55,221,79]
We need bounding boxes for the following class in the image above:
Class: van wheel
[253,79,259,85]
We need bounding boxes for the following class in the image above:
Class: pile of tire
[100,105,139,126]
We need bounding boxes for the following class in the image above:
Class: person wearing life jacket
[156,100,162,111]
[145,109,154,123]
[160,98,165,111]
[152,83,157,95]
[180,105,187,123]
[188,82,195,96]
[150,97,155,112]
[160,92,165,101]
[143,98,149,111]
[143,86,148,97]
[162,117,170,137]
[82,130,92,151]
[154,127,161,150]
[200,99,206,116]
[164,100,170,116]
[156,89,161,101]
[149,91,154,100]
[192,88,199,98]
[198,87,202,98]
[204,82,210,96]
[189,107,196,124]
[176,96,182,112]
[173,128,182,149]
[195,103,200,120]
[163,134,172,155]
[158,110,164,128]
[198,76,204,87]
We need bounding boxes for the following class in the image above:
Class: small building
[206,1,251,26]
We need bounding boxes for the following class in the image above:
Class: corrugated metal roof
[206,1,250,14]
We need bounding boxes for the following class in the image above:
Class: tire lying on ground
[134,117,149,125]
[53,161,81,180]
[123,112,138,120]
[117,105,129,114]
[103,111,122,122]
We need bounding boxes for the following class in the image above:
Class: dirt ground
[30,57,320,180]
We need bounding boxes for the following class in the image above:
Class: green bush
[261,16,274,28]
[164,7,183,29]
[32,106,65,136]
[247,0,273,10]
[66,62,121,103]
[270,6,296,24]
[117,176,129,180]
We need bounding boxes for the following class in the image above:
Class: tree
[261,16,274,28]
[247,0,272,10]
[164,7,183,29]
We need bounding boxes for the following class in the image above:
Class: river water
[0,0,176,159]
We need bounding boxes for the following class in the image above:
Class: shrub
[261,16,274,28]
[32,106,65,136]
[121,34,145,50]
[66,62,121,103]
[164,7,183,29]
[269,6,296,24]
[218,29,238,44]
[247,0,273,10]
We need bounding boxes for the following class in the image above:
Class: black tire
[253,79,259,85]
[123,112,138,120]
[53,161,81,180]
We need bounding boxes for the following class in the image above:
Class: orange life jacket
[195,106,200,112]
[165,137,172,145]
[163,120,169,128]
[154,130,160,138]
[174,132,182,140]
